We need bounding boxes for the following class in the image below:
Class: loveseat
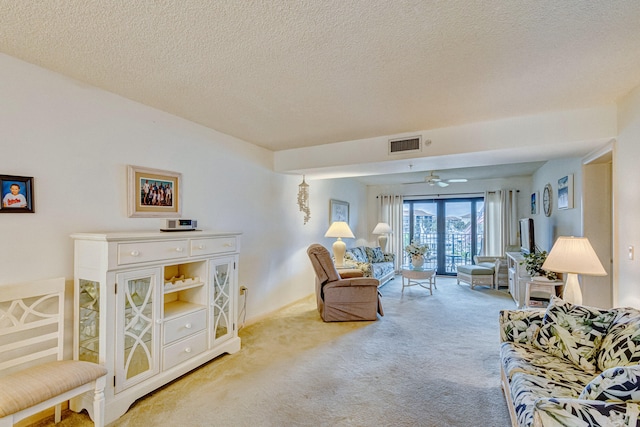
[343,246,395,286]
[500,297,640,427]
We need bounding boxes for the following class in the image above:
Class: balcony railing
[403,232,475,274]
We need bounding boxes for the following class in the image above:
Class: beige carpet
[33,276,514,427]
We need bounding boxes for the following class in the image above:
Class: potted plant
[520,250,558,281]
[405,241,429,268]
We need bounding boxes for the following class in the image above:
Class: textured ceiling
[2,1,640,152]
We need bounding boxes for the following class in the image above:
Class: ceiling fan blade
[447,178,468,183]
[437,181,449,187]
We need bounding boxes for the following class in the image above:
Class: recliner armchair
[307,244,383,322]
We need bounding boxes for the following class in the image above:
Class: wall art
[128,165,181,218]
[329,199,349,224]
[557,174,574,210]
[530,191,539,215]
[0,175,34,213]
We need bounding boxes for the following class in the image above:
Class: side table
[401,265,437,295]
[525,279,564,308]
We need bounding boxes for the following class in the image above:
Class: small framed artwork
[557,174,574,210]
[530,191,539,215]
[128,165,181,218]
[0,175,34,213]
[329,199,349,224]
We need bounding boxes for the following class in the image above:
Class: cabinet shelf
[164,300,206,319]
[163,280,204,294]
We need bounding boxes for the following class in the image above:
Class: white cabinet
[70,231,241,424]
[506,252,531,308]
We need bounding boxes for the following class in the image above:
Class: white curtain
[378,194,404,271]
[483,189,518,257]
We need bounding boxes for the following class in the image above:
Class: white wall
[0,54,368,331]
[531,158,584,251]
[616,83,640,308]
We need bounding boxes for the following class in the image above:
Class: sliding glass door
[403,198,484,275]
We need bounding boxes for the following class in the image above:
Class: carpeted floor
[32,276,515,427]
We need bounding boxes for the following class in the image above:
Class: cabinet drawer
[118,240,189,265]
[190,237,237,256]
[163,331,207,370]
[164,309,207,345]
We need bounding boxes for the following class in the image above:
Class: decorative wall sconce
[297,175,310,224]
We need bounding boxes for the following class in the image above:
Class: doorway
[403,198,484,275]
[582,143,614,308]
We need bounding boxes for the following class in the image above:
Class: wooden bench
[0,277,107,427]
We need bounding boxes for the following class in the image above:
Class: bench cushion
[0,360,107,417]
[457,265,494,275]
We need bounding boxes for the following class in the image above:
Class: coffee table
[401,265,437,295]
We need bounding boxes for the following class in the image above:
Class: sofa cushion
[510,370,587,427]
[345,247,368,263]
[579,365,640,402]
[500,309,545,344]
[456,265,493,275]
[597,308,640,371]
[533,297,616,373]
[370,261,394,281]
[365,246,385,263]
[501,342,595,385]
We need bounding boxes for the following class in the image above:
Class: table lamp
[324,221,355,267]
[541,236,607,305]
[372,222,392,251]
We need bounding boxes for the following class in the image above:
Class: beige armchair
[473,255,508,288]
[307,244,383,322]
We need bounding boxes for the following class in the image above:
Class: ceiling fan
[407,171,468,187]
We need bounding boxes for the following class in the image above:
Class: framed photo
[0,175,34,213]
[329,199,349,224]
[557,174,574,210]
[128,165,181,218]
[530,191,539,215]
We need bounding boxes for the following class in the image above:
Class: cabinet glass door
[210,257,235,346]
[77,279,100,363]
[116,268,161,392]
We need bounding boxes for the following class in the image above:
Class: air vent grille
[389,137,421,154]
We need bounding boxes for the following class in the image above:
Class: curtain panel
[483,189,518,257]
[378,194,404,271]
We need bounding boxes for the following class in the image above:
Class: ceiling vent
[389,136,427,155]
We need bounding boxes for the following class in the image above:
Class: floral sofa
[500,297,640,427]
[343,246,395,286]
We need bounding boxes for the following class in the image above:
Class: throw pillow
[346,247,368,263]
[533,297,616,373]
[596,308,640,371]
[579,365,640,402]
[365,247,385,263]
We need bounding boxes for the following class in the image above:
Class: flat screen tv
[519,218,535,254]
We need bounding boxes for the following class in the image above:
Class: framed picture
[0,175,34,213]
[329,199,349,224]
[530,191,539,215]
[128,165,181,218]
[557,174,574,210]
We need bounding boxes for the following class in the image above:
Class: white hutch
[70,230,241,424]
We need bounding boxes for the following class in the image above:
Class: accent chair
[307,244,383,322]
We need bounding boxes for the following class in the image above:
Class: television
[519,218,535,254]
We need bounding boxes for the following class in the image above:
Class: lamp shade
[372,222,392,235]
[324,221,355,239]
[542,236,607,276]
